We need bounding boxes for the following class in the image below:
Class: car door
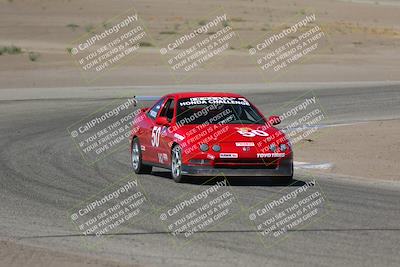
[141,97,165,163]
[153,97,175,167]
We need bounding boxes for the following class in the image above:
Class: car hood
[173,124,285,144]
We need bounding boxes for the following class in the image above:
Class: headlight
[269,143,277,152]
[199,144,209,152]
[212,144,221,152]
[279,144,287,152]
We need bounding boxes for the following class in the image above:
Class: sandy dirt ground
[0,240,136,267]
[295,119,400,181]
[0,0,399,88]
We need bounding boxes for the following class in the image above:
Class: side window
[159,98,175,122]
[147,98,165,120]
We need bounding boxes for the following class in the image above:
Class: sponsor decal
[235,142,255,147]
[149,110,157,118]
[207,154,215,160]
[179,97,250,107]
[257,153,286,158]
[220,153,238,159]
[158,153,168,163]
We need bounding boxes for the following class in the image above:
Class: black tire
[281,161,294,183]
[281,175,293,183]
[131,138,152,174]
[171,145,186,183]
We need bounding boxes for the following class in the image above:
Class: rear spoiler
[132,96,161,107]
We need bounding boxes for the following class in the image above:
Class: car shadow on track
[150,171,305,187]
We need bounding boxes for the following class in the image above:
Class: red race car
[129,92,293,183]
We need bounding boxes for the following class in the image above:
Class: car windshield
[176,97,265,125]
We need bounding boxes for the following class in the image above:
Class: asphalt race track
[1,82,400,267]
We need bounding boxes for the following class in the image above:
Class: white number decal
[252,129,269,136]
[151,126,161,147]
[237,130,256,137]
[237,129,269,137]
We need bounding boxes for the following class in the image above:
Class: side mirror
[268,115,281,125]
[155,116,170,126]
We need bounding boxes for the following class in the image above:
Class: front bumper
[181,157,293,177]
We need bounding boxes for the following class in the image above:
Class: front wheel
[171,145,185,183]
[280,161,293,183]
[131,138,152,174]
[281,175,293,183]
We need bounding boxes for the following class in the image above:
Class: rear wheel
[131,138,152,174]
[171,145,185,183]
